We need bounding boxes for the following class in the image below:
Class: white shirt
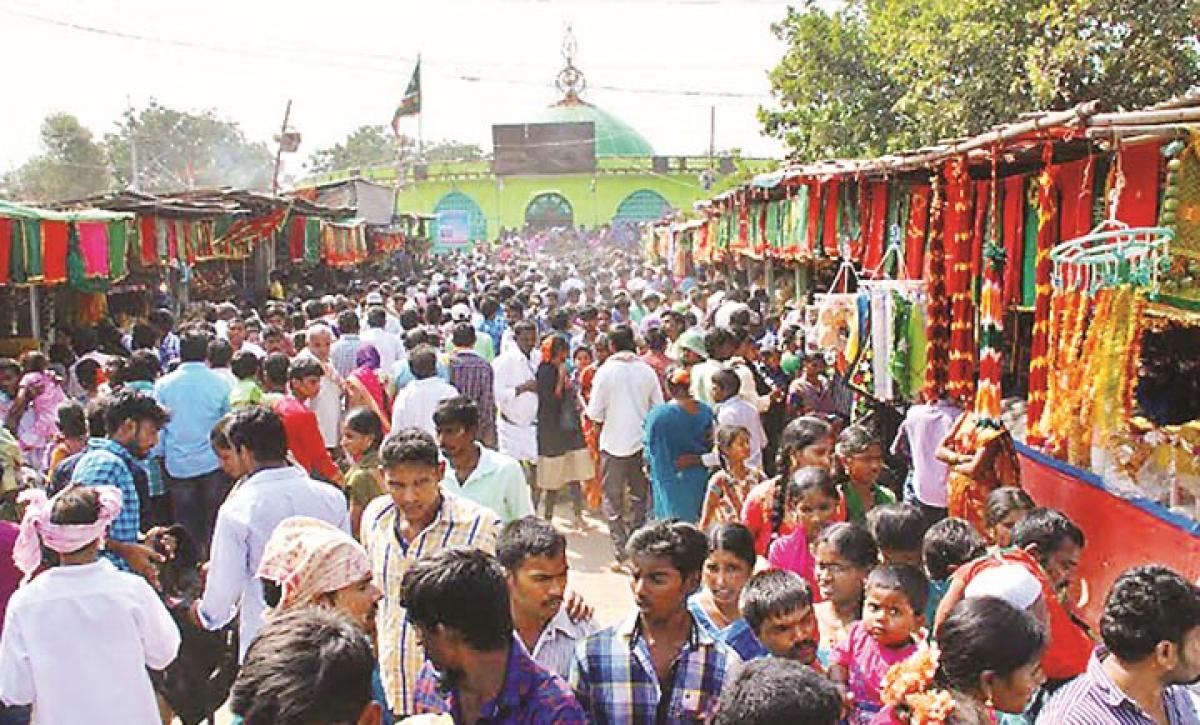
[362,326,403,372]
[234,340,267,359]
[295,350,343,447]
[587,351,664,457]
[197,465,350,660]
[391,376,459,438]
[529,606,598,680]
[0,560,180,724]
[892,400,962,507]
[492,346,541,462]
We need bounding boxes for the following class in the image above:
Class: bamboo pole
[1087,106,1200,127]
[1085,125,1192,140]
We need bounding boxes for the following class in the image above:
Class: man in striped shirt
[1038,565,1200,724]
[497,516,597,680]
[359,427,503,718]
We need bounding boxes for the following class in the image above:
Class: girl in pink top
[741,416,835,556]
[831,564,927,724]
[14,352,67,470]
[768,465,842,599]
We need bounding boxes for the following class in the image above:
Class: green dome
[535,101,656,157]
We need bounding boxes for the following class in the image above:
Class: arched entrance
[612,189,671,245]
[524,192,574,230]
[433,191,487,243]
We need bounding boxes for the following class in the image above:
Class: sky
[0,0,817,183]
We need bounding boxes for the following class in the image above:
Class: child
[228,351,264,409]
[920,517,986,625]
[813,522,878,667]
[45,401,87,476]
[699,425,764,531]
[710,369,766,471]
[259,352,290,409]
[1,485,180,722]
[73,358,107,406]
[829,564,927,723]
[985,486,1035,549]
[14,351,69,469]
[865,503,927,567]
[743,416,834,556]
[341,406,385,539]
[767,466,841,598]
[835,425,896,523]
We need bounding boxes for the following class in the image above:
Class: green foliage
[104,100,274,193]
[307,125,486,174]
[762,0,1200,161]
[5,113,112,202]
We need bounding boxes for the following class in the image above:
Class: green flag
[391,60,421,133]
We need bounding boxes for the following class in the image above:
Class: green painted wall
[395,171,705,239]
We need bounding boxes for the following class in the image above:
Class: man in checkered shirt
[571,520,741,723]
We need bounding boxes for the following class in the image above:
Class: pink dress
[18,371,67,467]
[767,528,821,603]
[831,621,919,724]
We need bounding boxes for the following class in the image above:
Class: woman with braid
[741,416,835,556]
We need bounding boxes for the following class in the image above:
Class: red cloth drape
[905,185,931,279]
[943,158,977,404]
[823,179,841,257]
[288,216,305,261]
[806,182,823,256]
[166,221,179,263]
[756,203,769,258]
[1025,162,1061,446]
[41,221,69,283]
[1002,175,1027,307]
[139,215,157,266]
[1114,143,1162,227]
[0,218,11,284]
[971,181,991,288]
[863,181,889,276]
[1057,158,1094,241]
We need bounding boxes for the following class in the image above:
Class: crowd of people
[0,237,1195,724]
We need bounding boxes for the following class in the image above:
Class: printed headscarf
[257,516,372,612]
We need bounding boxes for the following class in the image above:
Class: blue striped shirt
[1037,649,1200,724]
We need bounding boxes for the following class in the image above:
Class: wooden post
[29,286,40,342]
[765,257,775,308]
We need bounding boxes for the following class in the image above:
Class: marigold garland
[1025,162,1060,445]
[923,177,950,401]
[945,157,977,404]
[881,642,958,724]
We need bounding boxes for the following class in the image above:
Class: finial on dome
[555,24,587,105]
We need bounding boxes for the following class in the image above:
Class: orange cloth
[944,412,1020,534]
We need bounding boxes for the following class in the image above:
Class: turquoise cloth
[642,401,713,522]
[688,596,769,662]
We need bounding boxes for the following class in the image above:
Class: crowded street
[2,2,1200,724]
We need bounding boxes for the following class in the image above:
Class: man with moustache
[740,569,822,667]
[571,520,741,722]
[496,517,597,679]
[404,548,585,722]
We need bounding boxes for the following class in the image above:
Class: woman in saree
[344,344,391,435]
[936,409,1021,536]
[642,366,714,522]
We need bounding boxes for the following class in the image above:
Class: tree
[758,2,903,161]
[761,0,1200,160]
[5,113,112,202]
[104,100,274,193]
[307,124,396,173]
[307,125,486,174]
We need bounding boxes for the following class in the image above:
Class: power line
[0,3,772,101]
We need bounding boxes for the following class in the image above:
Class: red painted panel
[1019,449,1200,625]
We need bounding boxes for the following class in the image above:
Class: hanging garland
[944,157,977,403]
[923,175,950,401]
[975,150,1005,427]
[1025,149,1061,446]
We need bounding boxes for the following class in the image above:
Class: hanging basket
[1050,220,1173,296]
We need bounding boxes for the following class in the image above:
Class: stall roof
[0,199,133,222]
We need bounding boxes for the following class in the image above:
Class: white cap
[450,303,472,322]
[364,292,384,305]
[964,565,1043,610]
